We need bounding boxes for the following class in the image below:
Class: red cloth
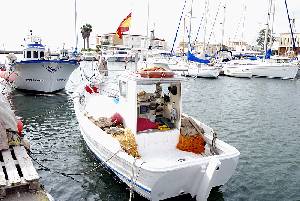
[111,113,123,125]
[85,85,93,94]
[85,85,99,94]
[137,118,158,132]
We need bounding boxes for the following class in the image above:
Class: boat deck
[0,146,40,198]
[136,129,213,169]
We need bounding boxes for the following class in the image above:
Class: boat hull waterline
[13,60,79,92]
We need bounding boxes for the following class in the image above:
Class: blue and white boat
[12,35,79,93]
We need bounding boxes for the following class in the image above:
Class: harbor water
[6,61,300,201]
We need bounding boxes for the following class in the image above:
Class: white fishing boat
[73,68,239,201]
[11,34,80,93]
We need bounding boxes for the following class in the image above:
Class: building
[278,33,300,56]
[122,34,150,49]
[226,41,248,52]
[96,33,122,47]
[95,33,166,50]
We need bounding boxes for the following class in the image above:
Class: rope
[171,0,188,54]
[206,1,222,47]
[28,148,122,181]
[28,150,81,183]
[193,13,205,43]
[210,131,218,155]
[129,159,146,201]
[67,149,122,176]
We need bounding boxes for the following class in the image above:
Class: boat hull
[223,66,252,78]
[250,64,298,79]
[184,66,220,78]
[74,94,239,201]
[13,60,79,93]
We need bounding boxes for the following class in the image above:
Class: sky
[0,0,300,51]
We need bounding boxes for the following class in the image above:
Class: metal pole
[221,4,226,49]
[263,0,272,58]
[146,0,149,37]
[284,0,296,51]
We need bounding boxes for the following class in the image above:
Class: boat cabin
[23,36,46,61]
[118,74,182,134]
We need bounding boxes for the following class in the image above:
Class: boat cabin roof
[119,74,183,85]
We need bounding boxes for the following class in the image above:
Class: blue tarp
[248,56,257,60]
[265,49,272,59]
[187,51,210,64]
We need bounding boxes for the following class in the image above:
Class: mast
[263,0,273,58]
[74,0,78,52]
[183,17,185,54]
[221,4,226,50]
[146,0,149,38]
[189,0,193,51]
[241,4,247,45]
[203,0,209,56]
[284,0,296,52]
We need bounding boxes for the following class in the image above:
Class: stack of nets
[87,114,140,158]
[113,128,140,158]
[176,115,206,154]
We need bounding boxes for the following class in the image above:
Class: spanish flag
[116,13,132,39]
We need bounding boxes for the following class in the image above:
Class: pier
[0,125,51,201]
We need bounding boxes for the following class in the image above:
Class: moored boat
[11,34,80,93]
[73,69,239,200]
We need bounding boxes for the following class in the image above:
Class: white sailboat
[182,0,220,79]
[226,0,298,80]
[73,70,239,201]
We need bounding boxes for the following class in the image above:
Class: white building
[278,33,300,55]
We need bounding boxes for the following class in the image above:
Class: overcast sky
[0,0,300,50]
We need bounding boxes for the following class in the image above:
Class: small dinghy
[73,70,239,201]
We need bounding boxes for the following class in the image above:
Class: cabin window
[26,51,31,58]
[136,82,181,132]
[119,81,127,98]
[33,51,38,58]
[40,51,44,58]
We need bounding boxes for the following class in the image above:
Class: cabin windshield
[33,51,38,58]
[136,82,181,133]
[26,51,31,59]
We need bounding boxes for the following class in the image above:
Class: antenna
[146,0,150,37]
[75,0,78,52]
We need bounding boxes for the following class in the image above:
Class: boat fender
[85,85,99,94]
[17,119,23,137]
[111,113,123,125]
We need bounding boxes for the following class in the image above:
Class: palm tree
[80,24,93,50]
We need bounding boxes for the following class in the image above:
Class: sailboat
[226,0,298,80]
[181,0,220,78]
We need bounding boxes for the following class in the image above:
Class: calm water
[6,61,300,201]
